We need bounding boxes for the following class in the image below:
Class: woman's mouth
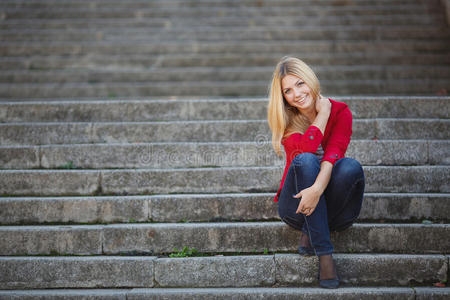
[296,95,307,104]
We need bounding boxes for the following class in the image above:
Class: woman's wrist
[311,182,325,196]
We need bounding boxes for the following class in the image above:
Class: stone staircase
[0,0,449,99]
[0,0,450,298]
[0,96,449,298]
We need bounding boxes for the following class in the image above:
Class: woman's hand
[315,94,331,114]
[294,185,321,216]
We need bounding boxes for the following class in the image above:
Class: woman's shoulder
[329,98,349,109]
[328,98,351,117]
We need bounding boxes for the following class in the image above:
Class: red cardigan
[273,98,353,202]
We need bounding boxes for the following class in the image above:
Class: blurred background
[0,0,449,100]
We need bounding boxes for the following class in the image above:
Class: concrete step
[1,79,449,98]
[0,0,432,9]
[2,6,440,19]
[1,97,447,121]
[0,119,448,145]
[0,166,448,196]
[3,27,449,42]
[0,193,448,225]
[1,287,448,300]
[2,66,450,84]
[0,15,444,30]
[0,222,448,255]
[2,53,450,70]
[0,140,448,170]
[2,40,448,57]
[0,254,447,289]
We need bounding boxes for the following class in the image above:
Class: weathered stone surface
[127,287,415,300]
[1,119,446,146]
[344,97,450,119]
[0,287,423,300]
[150,193,277,222]
[102,165,449,195]
[0,123,92,145]
[90,121,269,144]
[0,289,128,300]
[39,142,284,169]
[0,254,445,289]
[0,257,156,289]
[347,140,428,166]
[364,166,449,193]
[376,119,449,140]
[0,225,102,255]
[100,167,281,195]
[275,255,318,286]
[1,166,448,196]
[154,256,275,287]
[0,100,192,122]
[5,5,437,19]
[415,287,450,299]
[0,146,39,169]
[4,139,446,169]
[0,196,149,225]
[332,224,450,254]
[0,170,100,196]
[102,222,298,255]
[359,193,450,222]
[2,39,447,57]
[5,26,450,42]
[1,97,447,122]
[429,140,450,165]
[275,254,448,286]
[1,193,448,225]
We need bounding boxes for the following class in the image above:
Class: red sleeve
[321,106,352,165]
[273,125,324,202]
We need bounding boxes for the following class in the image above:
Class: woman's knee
[291,152,319,167]
[280,213,304,231]
[334,157,365,181]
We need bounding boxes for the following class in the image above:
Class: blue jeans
[278,153,365,256]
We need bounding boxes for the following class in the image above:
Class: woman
[267,56,365,289]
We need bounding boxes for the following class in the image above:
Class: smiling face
[281,74,314,112]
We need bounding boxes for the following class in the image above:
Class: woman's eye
[297,81,304,86]
[284,89,290,94]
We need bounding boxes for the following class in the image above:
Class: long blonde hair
[267,56,321,157]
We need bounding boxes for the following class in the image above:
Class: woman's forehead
[282,74,302,86]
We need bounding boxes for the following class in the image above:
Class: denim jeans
[278,152,365,256]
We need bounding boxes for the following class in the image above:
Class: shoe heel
[317,259,340,289]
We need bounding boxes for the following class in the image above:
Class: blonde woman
[267,56,365,289]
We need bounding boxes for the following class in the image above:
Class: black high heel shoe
[317,258,340,289]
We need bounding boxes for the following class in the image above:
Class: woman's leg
[324,157,365,232]
[278,152,334,256]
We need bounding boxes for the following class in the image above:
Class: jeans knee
[336,158,365,181]
[291,152,318,167]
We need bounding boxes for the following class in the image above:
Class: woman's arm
[295,160,333,216]
[312,95,332,135]
[313,160,333,194]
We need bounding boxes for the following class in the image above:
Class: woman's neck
[299,106,317,123]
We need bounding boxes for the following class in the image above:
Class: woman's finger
[307,207,316,216]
